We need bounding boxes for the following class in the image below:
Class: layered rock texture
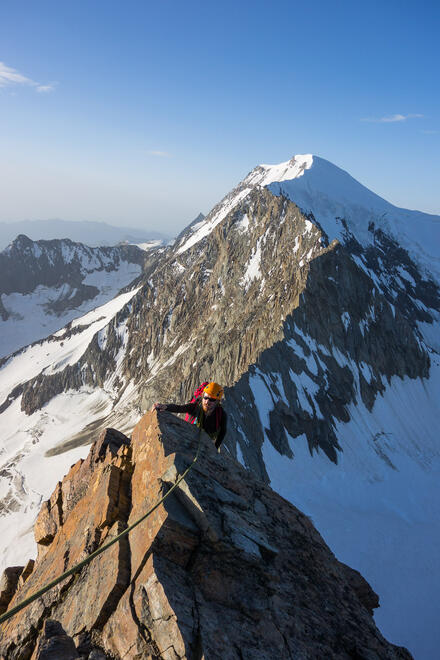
[0,412,412,659]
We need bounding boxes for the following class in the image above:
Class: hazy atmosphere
[1,0,439,237]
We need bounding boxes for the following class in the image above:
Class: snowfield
[249,350,440,660]
[267,156,440,283]
[0,261,142,358]
[0,388,112,572]
[0,288,140,402]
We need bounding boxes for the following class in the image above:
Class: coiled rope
[0,420,203,626]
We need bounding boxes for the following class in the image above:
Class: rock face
[0,412,412,659]
[32,619,79,660]
[0,567,24,615]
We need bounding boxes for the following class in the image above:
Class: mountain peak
[9,233,33,248]
[1,151,439,657]
[175,153,440,280]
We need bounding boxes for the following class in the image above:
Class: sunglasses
[203,395,217,403]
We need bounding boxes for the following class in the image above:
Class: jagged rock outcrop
[0,567,24,615]
[32,619,79,659]
[0,412,412,659]
[174,213,205,243]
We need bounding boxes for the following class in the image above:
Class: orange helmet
[203,382,224,400]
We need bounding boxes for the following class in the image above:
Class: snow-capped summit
[267,155,440,280]
[248,153,314,185]
[176,154,314,255]
[177,154,440,282]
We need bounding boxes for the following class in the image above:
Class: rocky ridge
[4,182,437,479]
[0,220,168,252]
[0,412,412,659]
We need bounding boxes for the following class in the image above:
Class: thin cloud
[420,129,438,135]
[148,150,171,157]
[0,62,34,87]
[361,113,424,123]
[0,61,54,93]
[36,83,56,93]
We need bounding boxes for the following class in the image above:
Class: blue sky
[1,0,439,235]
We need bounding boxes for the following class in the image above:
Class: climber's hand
[151,403,167,412]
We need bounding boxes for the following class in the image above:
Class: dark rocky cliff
[0,412,412,659]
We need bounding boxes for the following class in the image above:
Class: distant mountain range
[0,219,170,251]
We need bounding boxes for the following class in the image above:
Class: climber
[151,381,227,450]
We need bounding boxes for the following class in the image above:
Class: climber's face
[202,394,217,415]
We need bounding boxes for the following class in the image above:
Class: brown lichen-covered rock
[34,483,63,556]
[60,427,131,526]
[0,413,412,659]
[90,427,131,463]
[34,428,131,563]
[18,559,35,588]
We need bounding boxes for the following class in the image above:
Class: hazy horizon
[0,216,176,236]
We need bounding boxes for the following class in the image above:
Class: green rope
[0,421,203,626]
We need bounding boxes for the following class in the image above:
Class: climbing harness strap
[0,421,203,626]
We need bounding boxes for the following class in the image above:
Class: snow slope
[267,156,440,282]
[0,261,142,358]
[0,287,141,573]
[0,288,140,401]
[249,335,440,660]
